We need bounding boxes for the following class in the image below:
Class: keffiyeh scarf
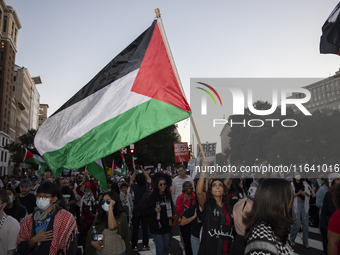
[17,209,78,255]
[156,196,172,229]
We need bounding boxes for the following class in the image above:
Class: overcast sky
[7,0,340,151]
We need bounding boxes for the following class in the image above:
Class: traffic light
[130,149,134,154]
[188,144,192,158]
[130,144,134,154]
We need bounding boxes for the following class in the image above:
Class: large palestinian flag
[34,19,191,174]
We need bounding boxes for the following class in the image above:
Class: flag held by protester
[23,148,48,174]
[86,159,107,190]
[34,19,191,175]
[320,1,340,55]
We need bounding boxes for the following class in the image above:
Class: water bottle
[92,226,98,241]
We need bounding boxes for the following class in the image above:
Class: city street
[132,225,324,255]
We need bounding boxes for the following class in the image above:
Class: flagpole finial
[155,8,160,18]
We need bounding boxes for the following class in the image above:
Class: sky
[6,0,340,153]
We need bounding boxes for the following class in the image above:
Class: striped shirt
[171,175,194,205]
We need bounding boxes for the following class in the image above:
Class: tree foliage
[104,124,180,171]
[5,129,37,168]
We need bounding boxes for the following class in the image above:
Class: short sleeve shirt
[0,215,20,254]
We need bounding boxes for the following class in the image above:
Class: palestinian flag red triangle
[131,23,190,112]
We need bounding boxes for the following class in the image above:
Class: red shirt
[175,192,195,216]
[328,209,340,255]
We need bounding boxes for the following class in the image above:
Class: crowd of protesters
[0,162,340,255]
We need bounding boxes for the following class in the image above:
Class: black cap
[20,178,31,186]
[30,175,38,181]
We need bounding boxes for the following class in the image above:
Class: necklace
[0,212,7,230]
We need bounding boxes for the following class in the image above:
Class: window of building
[0,151,3,162]
[2,137,4,146]
[11,22,14,37]
[2,16,7,33]
[4,151,6,162]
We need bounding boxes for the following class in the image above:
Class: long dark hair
[98,191,125,224]
[152,177,171,201]
[206,179,229,211]
[243,178,294,243]
[232,178,244,194]
[5,187,25,222]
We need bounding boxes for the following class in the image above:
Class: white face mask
[295,175,301,180]
[102,203,110,212]
[36,198,51,210]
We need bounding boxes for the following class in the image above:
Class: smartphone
[98,234,104,247]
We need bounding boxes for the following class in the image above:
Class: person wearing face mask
[4,187,27,225]
[17,181,78,255]
[196,160,234,255]
[0,189,20,255]
[85,191,131,255]
[290,173,311,248]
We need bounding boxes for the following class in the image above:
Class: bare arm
[7,249,15,255]
[197,161,208,210]
[141,166,151,183]
[130,168,137,185]
[328,230,340,255]
[181,209,197,226]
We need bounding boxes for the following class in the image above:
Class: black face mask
[62,186,68,192]
[76,180,82,184]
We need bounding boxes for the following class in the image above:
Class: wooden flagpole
[155,8,207,163]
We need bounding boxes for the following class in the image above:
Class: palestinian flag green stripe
[42,99,190,172]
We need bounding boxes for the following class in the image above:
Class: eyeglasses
[31,179,37,182]
[159,183,167,186]
[36,195,52,199]
[101,200,111,205]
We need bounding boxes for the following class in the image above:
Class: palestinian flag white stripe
[35,69,150,154]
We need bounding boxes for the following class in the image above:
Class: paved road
[132,226,324,255]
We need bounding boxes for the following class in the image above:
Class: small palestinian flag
[34,19,191,176]
[120,152,127,176]
[111,160,122,175]
[86,159,107,190]
[320,1,340,55]
[23,148,48,174]
[227,156,231,165]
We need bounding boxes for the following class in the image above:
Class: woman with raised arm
[196,160,233,255]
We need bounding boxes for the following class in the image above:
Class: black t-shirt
[183,204,202,238]
[4,205,27,222]
[293,181,305,201]
[228,188,240,211]
[19,193,36,214]
[198,198,234,255]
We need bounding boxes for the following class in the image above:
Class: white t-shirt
[0,214,20,254]
[171,175,194,205]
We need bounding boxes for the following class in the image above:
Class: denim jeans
[153,233,170,255]
[190,235,200,255]
[290,200,309,245]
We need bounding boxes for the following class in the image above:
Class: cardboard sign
[174,142,189,162]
